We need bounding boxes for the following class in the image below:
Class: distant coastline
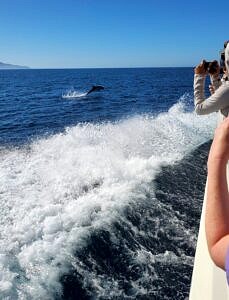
[0,64,193,70]
[0,61,29,69]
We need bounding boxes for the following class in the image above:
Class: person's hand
[209,60,220,77]
[195,60,208,75]
[208,117,229,164]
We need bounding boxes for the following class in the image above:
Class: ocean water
[0,68,217,299]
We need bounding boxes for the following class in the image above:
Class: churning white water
[0,100,217,299]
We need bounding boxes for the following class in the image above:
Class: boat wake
[0,97,217,299]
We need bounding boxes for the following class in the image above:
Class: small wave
[62,89,87,99]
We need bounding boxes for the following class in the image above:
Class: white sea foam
[62,89,87,99]
[0,98,217,299]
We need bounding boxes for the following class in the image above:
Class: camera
[203,60,219,74]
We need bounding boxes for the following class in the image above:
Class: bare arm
[206,117,229,269]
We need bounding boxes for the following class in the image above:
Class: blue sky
[0,0,229,68]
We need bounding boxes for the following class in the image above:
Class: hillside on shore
[0,62,29,69]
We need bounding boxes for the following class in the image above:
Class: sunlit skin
[206,117,229,270]
[195,58,229,270]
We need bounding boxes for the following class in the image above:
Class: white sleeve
[193,74,206,106]
[195,82,229,115]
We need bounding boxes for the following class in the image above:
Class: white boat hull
[189,182,229,299]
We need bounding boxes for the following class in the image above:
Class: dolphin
[86,85,104,95]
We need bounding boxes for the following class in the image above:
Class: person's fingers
[201,60,205,65]
[196,61,204,68]
[195,61,207,74]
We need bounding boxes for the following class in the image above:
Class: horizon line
[0,66,194,70]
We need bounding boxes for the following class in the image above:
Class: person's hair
[224,40,229,48]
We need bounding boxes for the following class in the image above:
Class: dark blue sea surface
[0,68,216,299]
[0,68,194,146]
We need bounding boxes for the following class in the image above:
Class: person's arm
[206,117,229,270]
[193,61,229,115]
[193,73,206,106]
[195,84,229,115]
[208,74,222,95]
[210,74,222,92]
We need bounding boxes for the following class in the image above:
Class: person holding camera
[194,41,229,118]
